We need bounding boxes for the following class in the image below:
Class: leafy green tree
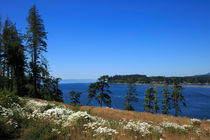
[124,80,138,111]
[171,81,186,116]
[87,75,111,107]
[69,91,82,106]
[144,86,159,113]
[26,5,47,98]
[161,83,171,114]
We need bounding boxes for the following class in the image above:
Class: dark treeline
[109,74,210,84]
[0,5,62,102]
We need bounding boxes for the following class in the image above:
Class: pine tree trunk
[174,93,178,117]
[7,66,10,89]
[0,60,2,89]
[33,45,38,98]
[100,92,103,107]
[2,61,5,88]
[100,85,104,107]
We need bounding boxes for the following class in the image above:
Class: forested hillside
[109,74,210,84]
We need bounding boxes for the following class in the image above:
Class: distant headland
[108,74,210,87]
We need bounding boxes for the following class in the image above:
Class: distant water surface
[59,83,210,119]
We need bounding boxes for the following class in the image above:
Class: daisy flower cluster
[25,99,119,135]
[123,120,163,136]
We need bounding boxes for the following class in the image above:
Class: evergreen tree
[1,18,26,96]
[144,86,159,113]
[53,78,63,102]
[6,24,26,96]
[26,5,47,98]
[153,89,159,113]
[40,67,63,102]
[87,75,111,107]
[69,91,82,106]
[171,81,186,116]
[161,83,171,114]
[2,18,13,90]
[86,82,98,105]
[0,17,2,89]
[124,80,138,111]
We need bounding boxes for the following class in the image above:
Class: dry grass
[80,106,190,125]
[23,97,210,140]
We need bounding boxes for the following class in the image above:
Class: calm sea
[59,83,210,119]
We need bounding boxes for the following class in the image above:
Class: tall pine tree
[0,17,2,89]
[26,5,47,97]
[1,18,26,95]
[87,75,112,107]
[6,23,26,96]
[171,81,186,116]
[124,80,138,111]
[161,83,171,114]
[144,86,159,113]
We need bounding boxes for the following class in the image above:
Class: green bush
[0,114,21,140]
[0,90,19,108]
[21,119,68,140]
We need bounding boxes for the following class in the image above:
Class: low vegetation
[0,94,209,140]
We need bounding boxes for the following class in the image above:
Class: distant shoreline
[110,83,210,88]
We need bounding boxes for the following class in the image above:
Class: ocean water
[59,83,210,119]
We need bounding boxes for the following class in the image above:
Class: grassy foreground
[0,96,210,140]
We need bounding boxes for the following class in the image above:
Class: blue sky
[0,0,210,79]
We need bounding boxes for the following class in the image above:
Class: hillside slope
[1,97,210,140]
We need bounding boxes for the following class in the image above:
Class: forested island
[109,74,210,85]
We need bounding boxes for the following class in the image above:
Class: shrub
[21,119,65,140]
[0,91,19,108]
[40,104,54,113]
[0,114,22,139]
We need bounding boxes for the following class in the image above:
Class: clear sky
[0,0,210,79]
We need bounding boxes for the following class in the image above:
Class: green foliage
[0,5,63,103]
[87,75,112,107]
[0,90,19,108]
[0,18,26,95]
[163,126,187,134]
[153,90,159,113]
[161,83,171,114]
[124,80,138,111]
[109,74,210,84]
[0,115,19,140]
[41,77,63,102]
[69,91,82,106]
[171,81,186,116]
[40,104,53,113]
[21,119,68,140]
[144,86,159,113]
[26,4,48,98]
[0,102,25,139]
